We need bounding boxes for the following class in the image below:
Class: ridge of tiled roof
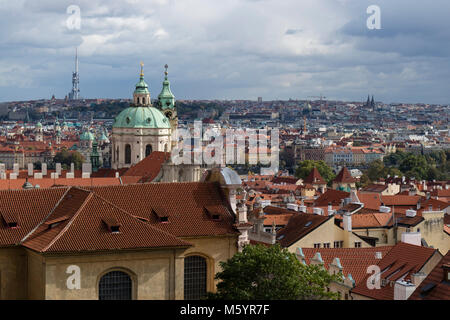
[333,167,356,184]
[0,187,69,247]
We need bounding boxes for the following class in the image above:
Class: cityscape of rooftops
[0,0,448,308]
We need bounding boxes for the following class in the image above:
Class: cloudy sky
[0,0,449,104]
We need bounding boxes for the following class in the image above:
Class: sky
[0,0,450,104]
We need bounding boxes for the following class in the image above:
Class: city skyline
[1,0,450,104]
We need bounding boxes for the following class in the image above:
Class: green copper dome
[80,130,95,141]
[134,75,150,95]
[113,106,170,129]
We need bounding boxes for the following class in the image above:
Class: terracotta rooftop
[276,213,330,248]
[22,187,190,253]
[314,189,350,207]
[303,168,326,185]
[0,182,238,253]
[351,242,438,300]
[122,151,170,183]
[409,250,450,300]
[333,167,356,184]
[301,246,393,285]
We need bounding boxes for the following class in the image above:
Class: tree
[295,160,335,183]
[209,244,339,300]
[53,149,84,170]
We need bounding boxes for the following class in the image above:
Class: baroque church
[111,63,205,182]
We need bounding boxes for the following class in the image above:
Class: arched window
[184,255,207,300]
[145,144,152,158]
[137,97,140,104]
[142,97,146,105]
[99,271,132,300]
[125,144,131,164]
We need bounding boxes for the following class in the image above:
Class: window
[145,144,152,158]
[184,256,207,300]
[314,243,321,248]
[99,271,132,300]
[334,241,341,248]
[355,242,362,248]
[323,243,330,248]
[125,144,131,164]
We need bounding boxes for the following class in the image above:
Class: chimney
[426,192,430,200]
[443,264,450,282]
[411,272,427,286]
[405,209,417,218]
[401,232,421,246]
[28,163,33,176]
[56,163,62,176]
[313,208,323,215]
[375,252,382,259]
[41,163,47,176]
[394,280,416,300]
[343,212,352,232]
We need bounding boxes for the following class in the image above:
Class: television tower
[69,48,80,100]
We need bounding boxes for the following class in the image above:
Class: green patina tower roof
[113,106,170,129]
[113,63,171,129]
[80,130,95,141]
[134,62,150,95]
[158,64,175,110]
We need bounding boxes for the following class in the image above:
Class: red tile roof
[22,188,190,253]
[409,250,450,300]
[277,213,330,247]
[351,242,438,300]
[303,168,326,185]
[122,151,170,183]
[301,246,393,284]
[314,189,350,207]
[381,195,421,206]
[333,167,356,184]
[0,182,239,252]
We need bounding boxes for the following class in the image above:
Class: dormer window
[204,206,223,221]
[2,213,19,229]
[152,207,169,223]
[7,222,18,229]
[103,217,121,233]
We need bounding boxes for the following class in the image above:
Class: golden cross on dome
[164,64,168,77]
[140,61,144,76]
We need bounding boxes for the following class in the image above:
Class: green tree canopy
[53,149,85,170]
[209,244,339,300]
[295,160,335,183]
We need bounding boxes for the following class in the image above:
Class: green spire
[90,140,100,172]
[134,62,150,95]
[158,64,175,110]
